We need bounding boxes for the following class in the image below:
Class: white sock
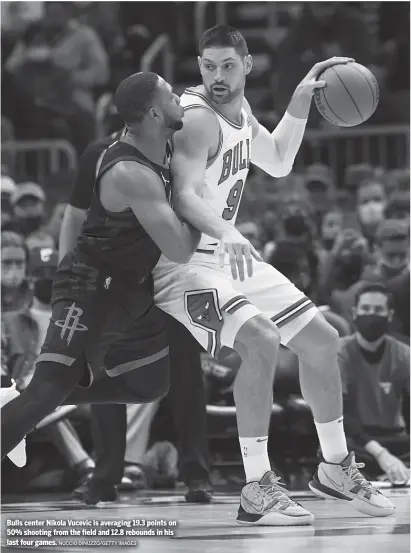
[315,417,349,463]
[239,436,271,482]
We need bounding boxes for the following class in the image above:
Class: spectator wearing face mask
[338,283,410,485]
[1,231,33,313]
[5,1,109,154]
[356,178,387,248]
[10,183,54,250]
[1,247,95,486]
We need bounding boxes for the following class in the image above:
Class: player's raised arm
[246,57,354,178]
[114,161,201,264]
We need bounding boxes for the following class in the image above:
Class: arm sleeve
[69,141,106,209]
[251,113,307,178]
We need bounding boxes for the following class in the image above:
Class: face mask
[284,214,309,237]
[322,238,335,251]
[18,215,44,235]
[358,201,385,225]
[33,278,53,305]
[355,314,389,342]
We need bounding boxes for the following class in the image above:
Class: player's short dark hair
[354,282,393,308]
[114,72,159,125]
[199,25,249,57]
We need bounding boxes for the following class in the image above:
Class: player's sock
[239,436,271,482]
[314,417,349,463]
[1,361,83,458]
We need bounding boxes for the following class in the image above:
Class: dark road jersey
[76,140,172,283]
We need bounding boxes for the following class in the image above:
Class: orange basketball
[314,62,379,127]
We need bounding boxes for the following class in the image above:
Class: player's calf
[233,315,281,482]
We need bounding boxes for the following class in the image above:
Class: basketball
[314,62,379,127]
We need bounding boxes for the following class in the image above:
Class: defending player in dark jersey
[60,125,213,504]
[1,73,201,476]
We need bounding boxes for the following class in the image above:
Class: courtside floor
[1,488,409,553]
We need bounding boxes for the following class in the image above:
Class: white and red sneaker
[237,471,314,526]
[309,451,395,517]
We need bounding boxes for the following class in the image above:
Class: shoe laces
[342,461,377,494]
[260,474,295,508]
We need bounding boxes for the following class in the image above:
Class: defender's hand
[218,228,263,281]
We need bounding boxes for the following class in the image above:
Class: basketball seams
[330,66,363,121]
[347,64,378,112]
[315,86,349,126]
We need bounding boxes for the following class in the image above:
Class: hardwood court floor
[1,488,409,553]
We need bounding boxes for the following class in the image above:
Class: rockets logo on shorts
[55,302,88,345]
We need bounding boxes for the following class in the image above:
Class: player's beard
[207,83,243,105]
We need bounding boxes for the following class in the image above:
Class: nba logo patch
[104,277,112,289]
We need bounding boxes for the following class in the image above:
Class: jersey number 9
[222,179,244,221]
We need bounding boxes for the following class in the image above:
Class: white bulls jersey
[179,87,253,251]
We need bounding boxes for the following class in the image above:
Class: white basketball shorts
[153,251,318,357]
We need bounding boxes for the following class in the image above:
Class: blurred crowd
[1,2,410,494]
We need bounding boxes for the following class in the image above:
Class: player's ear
[244,55,253,75]
[148,107,160,121]
[388,308,394,324]
[197,56,202,69]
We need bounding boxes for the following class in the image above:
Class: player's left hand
[288,57,355,119]
[299,57,355,92]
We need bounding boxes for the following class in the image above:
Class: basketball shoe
[0,384,26,467]
[309,451,395,516]
[237,471,314,526]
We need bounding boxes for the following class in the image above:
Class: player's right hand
[218,228,263,281]
[377,450,410,484]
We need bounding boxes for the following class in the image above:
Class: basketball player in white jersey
[153,25,394,524]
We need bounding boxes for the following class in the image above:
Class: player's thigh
[154,259,262,356]
[38,295,118,387]
[42,268,134,387]
[104,303,170,403]
[236,261,318,346]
